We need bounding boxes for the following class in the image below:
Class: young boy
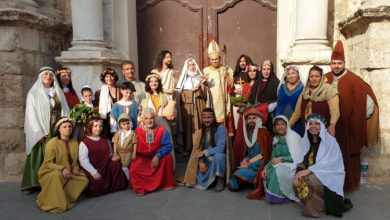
[112,113,137,180]
[70,85,98,141]
[109,81,139,133]
[80,85,94,108]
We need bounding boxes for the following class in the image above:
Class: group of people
[21,40,378,217]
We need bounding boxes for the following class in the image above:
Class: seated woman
[36,118,88,213]
[261,115,300,203]
[293,114,352,217]
[79,117,127,197]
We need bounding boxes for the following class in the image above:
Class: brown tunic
[325,70,379,191]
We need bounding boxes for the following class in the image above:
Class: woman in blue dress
[276,65,304,136]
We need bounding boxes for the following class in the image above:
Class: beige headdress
[207,40,221,58]
[145,73,161,82]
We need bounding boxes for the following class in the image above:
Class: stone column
[280,0,332,84]
[69,0,107,51]
[56,0,124,96]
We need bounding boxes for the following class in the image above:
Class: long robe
[22,94,63,190]
[81,136,127,197]
[229,139,261,190]
[276,82,304,136]
[130,125,175,195]
[325,70,379,191]
[195,125,227,189]
[294,118,352,217]
[233,124,272,199]
[203,66,233,123]
[180,88,207,152]
[36,138,88,213]
[264,138,294,203]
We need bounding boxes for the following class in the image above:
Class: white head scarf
[295,116,345,197]
[243,115,263,148]
[272,115,301,170]
[24,67,70,154]
[176,58,204,90]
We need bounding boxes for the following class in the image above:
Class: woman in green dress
[262,115,301,203]
[22,66,69,193]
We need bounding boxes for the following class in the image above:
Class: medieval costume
[248,60,279,133]
[112,113,138,180]
[293,114,352,217]
[289,69,339,129]
[276,66,304,136]
[325,40,379,191]
[203,40,234,126]
[79,136,127,197]
[230,108,272,199]
[130,125,175,195]
[110,100,139,132]
[176,58,208,154]
[22,67,70,191]
[194,124,227,189]
[36,119,88,213]
[263,115,300,203]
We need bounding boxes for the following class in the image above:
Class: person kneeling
[293,114,352,217]
[130,108,175,196]
[228,108,272,199]
[182,108,228,192]
[36,118,88,213]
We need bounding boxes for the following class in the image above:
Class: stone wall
[336,0,390,183]
[0,1,71,181]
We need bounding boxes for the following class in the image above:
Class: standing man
[119,61,145,103]
[182,108,229,192]
[325,40,379,191]
[151,50,179,98]
[203,40,234,128]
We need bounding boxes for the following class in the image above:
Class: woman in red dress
[79,117,127,197]
[56,67,80,109]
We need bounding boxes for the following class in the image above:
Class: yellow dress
[36,137,88,213]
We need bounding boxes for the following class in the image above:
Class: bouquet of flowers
[70,103,99,124]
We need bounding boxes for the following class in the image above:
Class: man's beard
[165,62,173,69]
[247,122,256,130]
[332,68,345,76]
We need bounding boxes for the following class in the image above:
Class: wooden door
[136,0,277,81]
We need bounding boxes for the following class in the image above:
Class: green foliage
[70,104,99,123]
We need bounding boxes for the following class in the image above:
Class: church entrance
[136,0,277,80]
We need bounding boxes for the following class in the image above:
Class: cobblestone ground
[1,164,389,220]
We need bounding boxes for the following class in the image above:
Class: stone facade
[0,0,389,183]
[0,0,71,180]
[336,0,390,183]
